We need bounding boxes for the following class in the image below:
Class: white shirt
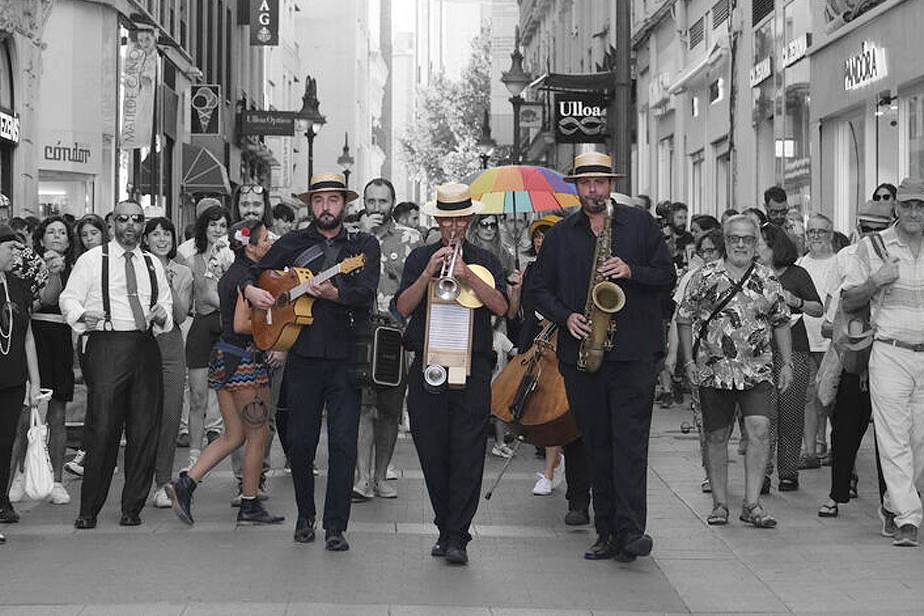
[796,252,839,352]
[60,240,174,335]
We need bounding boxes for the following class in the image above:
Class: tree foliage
[400,27,491,188]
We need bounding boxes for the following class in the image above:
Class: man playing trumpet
[526,152,674,562]
[396,183,508,566]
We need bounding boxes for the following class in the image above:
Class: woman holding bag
[0,224,43,525]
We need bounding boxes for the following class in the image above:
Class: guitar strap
[293,244,324,269]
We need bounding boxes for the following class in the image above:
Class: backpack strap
[869,232,888,260]
[101,243,112,330]
[143,252,158,309]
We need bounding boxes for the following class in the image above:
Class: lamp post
[476,108,496,170]
[501,27,531,165]
[295,75,326,185]
[336,132,355,186]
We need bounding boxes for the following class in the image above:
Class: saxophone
[577,200,627,373]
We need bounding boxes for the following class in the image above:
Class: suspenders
[100,243,159,331]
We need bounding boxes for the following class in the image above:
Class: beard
[580,195,608,214]
[316,210,344,231]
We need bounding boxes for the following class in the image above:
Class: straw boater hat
[423,182,484,218]
[301,173,359,204]
[856,199,893,224]
[563,151,624,183]
[529,214,561,237]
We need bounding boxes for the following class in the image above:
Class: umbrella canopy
[468,165,580,214]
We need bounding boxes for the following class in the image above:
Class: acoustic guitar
[251,254,366,351]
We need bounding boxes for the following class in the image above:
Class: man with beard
[526,152,674,562]
[243,173,380,551]
[60,200,173,528]
[351,178,421,501]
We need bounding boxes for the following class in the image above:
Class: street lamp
[295,74,326,184]
[501,27,531,165]
[336,132,355,186]
[476,108,496,170]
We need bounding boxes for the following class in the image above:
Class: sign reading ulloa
[844,41,887,91]
[250,0,279,47]
[554,93,607,143]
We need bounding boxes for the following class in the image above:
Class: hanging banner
[554,92,607,143]
[120,29,158,149]
[190,84,222,135]
[250,0,280,46]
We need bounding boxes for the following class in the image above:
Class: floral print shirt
[677,260,790,390]
[11,245,49,302]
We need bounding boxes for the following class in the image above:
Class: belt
[216,340,256,362]
[876,337,924,352]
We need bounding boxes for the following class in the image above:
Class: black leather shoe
[584,534,616,560]
[564,509,590,526]
[74,516,97,529]
[778,477,799,492]
[236,499,284,525]
[613,549,637,563]
[325,531,350,551]
[294,517,316,543]
[0,506,20,524]
[165,471,196,526]
[431,540,448,557]
[120,513,142,526]
[445,544,468,565]
[623,533,653,557]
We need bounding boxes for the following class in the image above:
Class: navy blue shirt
[525,202,675,365]
[244,225,381,360]
[397,240,507,365]
[218,253,254,349]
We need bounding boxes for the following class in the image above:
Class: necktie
[124,252,148,331]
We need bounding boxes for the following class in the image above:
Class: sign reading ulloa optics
[844,41,887,91]
[250,0,279,47]
[554,93,607,144]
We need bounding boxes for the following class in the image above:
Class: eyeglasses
[114,214,145,224]
[805,229,832,238]
[724,234,757,246]
[478,221,498,229]
[897,200,924,213]
[698,246,719,255]
[872,193,892,201]
[240,185,265,195]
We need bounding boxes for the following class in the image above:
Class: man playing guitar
[243,173,381,551]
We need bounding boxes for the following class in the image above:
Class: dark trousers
[407,359,491,548]
[285,355,361,532]
[560,359,656,541]
[564,436,592,511]
[80,332,162,518]
[829,371,887,504]
[0,384,26,507]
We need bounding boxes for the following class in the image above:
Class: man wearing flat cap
[842,177,924,548]
[243,173,381,552]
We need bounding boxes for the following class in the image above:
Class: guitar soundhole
[276,293,289,307]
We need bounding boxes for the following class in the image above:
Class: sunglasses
[240,185,265,195]
[478,221,498,229]
[114,214,145,224]
[805,229,831,238]
[872,193,892,201]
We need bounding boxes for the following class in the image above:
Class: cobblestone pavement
[2,400,922,615]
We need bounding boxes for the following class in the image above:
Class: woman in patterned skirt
[167,219,285,526]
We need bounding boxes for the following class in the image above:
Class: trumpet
[435,237,462,302]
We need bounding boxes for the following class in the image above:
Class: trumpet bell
[592,281,626,314]
[435,277,460,301]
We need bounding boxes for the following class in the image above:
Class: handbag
[832,233,887,375]
[23,403,54,500]
[815,346,843,407]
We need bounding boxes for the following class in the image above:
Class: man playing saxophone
[526,152,674,562]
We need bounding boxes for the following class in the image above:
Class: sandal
[701,477,712,493]
[849,473,859,499]
[739,502,777,528]
[818,502,839,518]
[707,503,729,526]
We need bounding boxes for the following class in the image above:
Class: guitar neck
[288,263,343,300]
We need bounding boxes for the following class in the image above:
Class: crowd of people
[0,157,921,558]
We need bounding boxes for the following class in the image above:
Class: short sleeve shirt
[677,260,790,390]
[374,220,422,316]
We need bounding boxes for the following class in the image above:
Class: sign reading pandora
[554,93,607,144]
[844,41,887,91]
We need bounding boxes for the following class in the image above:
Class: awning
[182,143,231,195]
[537,71,618,93]
[668,40,730,95]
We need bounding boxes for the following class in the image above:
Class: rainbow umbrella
[467,165,580,214]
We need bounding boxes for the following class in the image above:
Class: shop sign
[0,109,19,144]
[250,0,279,46]
[239,109,295,135]
[121,29,158,149]
[519,103,543,130]
[844,41,887,91]
[190,85,222,135]
[781,34,810,68]
[554,92,607,143]
[749,57,772,88]
[40,129,102,175]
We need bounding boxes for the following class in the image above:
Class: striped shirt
[843,227,924,345]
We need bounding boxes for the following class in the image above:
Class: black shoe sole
[613,550,637,563]
[445,549,468,565]
[237,517,285,526]
[164,483,194,526]
[74,518,97,529]
[119,518,142,527]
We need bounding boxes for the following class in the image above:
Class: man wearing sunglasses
[60,200,174,529]
[842,177,924,548]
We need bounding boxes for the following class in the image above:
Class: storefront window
[752,19,775,123]
[906,93,924,178]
